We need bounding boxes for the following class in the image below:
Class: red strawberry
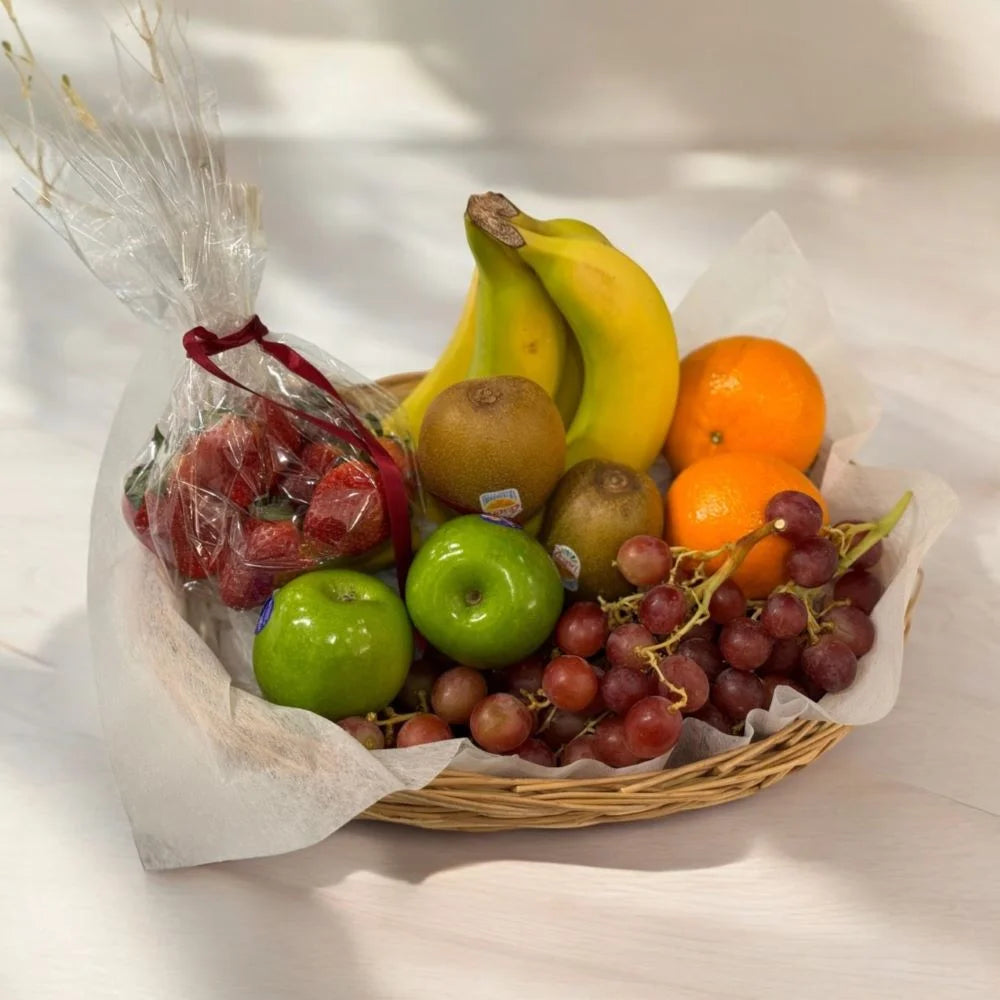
[250,398,301,456]
[302,459,388,557]
[280,440,345,504]
[121,493,154,552]
[218,518,323,609]
[178,414,276,509]
[373,436,414,486]
[145,478,228,581]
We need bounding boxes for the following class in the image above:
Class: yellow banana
[384,271,477,444]
[477,191,610,246]
[464,209,567,396]
[475,193,608,426]
[553,331,584,429]
[498,219,679,472]
[386,195,612,442]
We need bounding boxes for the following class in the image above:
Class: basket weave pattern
[363,372,914,831]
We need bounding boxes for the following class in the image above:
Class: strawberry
[145,483,224,581]
[121,493,154,552]
[250,398,301,456]
[218,517,325,609]
[373,436,414,486]
[122,427,164,551]
[280,440,345,504]
[302,459,389,557]
[178,413,276,510]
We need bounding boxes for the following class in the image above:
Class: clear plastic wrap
[2,2,417,606]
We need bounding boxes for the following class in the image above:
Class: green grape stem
[640,518,785,664]
[834,490,913,573]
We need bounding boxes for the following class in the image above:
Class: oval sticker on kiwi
[551,544,581,591]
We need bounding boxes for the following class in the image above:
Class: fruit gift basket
[4,6,956,868]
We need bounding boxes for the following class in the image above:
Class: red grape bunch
[335,490,910,768]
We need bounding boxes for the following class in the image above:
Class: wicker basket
[361,372,915,832]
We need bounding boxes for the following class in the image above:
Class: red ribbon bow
[182,316,412,593]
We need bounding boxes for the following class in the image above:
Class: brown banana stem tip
[466,193,525,248]
[478,191,519,217]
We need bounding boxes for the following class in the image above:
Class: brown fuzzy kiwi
[417,375,566,522]
[540,458,663,600]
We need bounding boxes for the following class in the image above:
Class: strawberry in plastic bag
[0,2,420,609]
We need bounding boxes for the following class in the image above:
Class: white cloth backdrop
[1,1,998,998]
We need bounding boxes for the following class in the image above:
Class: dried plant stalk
[0,0,265,335]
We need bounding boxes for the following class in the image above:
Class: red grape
[793,668,827,702]
[396,713,453,747]
[761,592,808,638]
[657,653,710,713]
[396,659,440,711]
[560,734,601,764]
[833,569,883,614]
[509,737,556,766]
[712,668,766,722]
[470,694,534,753]
[840,521,883,570]
[624,696,683,759]
[761,673,808,704]
[801,637,858,693]
[338,716,385,750]
[639,584,688,635]
[583,664,607,714]
[431,666,489,725]
[765,490,824,541]
[691,702,731,734]
[824,605,875,657]
[503,655,546,698]
[616,534,673,586]
[853,539,883,571]
[555,601,609,657]
[676,637,725,681]
[542,655,600,713]
[761,635,804,674]
[786,537,839,587]
[684,621,717,643]
[719,618,774,670]
[708,580,746,624]
[593,716,641,768]
[538,709,590,749]
[600,665,657,715]
[606,623,655,671]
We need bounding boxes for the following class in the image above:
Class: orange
[663,335,825,473]
[664,451,828,599]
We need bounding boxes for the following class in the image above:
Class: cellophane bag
[2,4,417,607]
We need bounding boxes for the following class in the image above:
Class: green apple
[253,568,413,719]
[405,515,564,669]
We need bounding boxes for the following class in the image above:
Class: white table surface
[2,2,999,998]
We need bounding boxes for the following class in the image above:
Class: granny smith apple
[253,568,413,719]
[405,515,563,669]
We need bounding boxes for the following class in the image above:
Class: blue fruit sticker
[255,594,275,634]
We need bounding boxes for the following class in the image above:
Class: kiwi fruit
[417,375,566,522]
[540,458,663,601]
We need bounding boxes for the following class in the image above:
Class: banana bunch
[392,192,679,473]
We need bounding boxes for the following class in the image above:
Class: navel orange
[664,451,828,599]
[663,335,825,473]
